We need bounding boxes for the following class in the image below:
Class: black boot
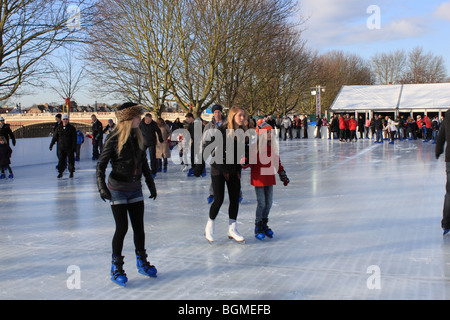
[262,218,273,238]
[136,250,157,278]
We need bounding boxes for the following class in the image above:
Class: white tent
[330,83,450,116]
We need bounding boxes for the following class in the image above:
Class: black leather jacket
[210,122,249,176]
[436,109,450,161]
[96,129,154,193]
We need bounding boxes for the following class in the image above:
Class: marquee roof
[330,83,450,112]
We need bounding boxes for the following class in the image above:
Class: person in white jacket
[387,117,397,144]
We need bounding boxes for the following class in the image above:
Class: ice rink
[1,137,449,300]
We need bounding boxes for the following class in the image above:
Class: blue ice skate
[263,219,274,238]
[136,250,157,278]
[255,222,265,241]
[111,255,128,287]
[187,168,194,177]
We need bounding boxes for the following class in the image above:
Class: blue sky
[10,0,450,108]
[299,0,450,72]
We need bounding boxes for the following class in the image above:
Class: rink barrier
[12,137,92,167]
[11,127,328,167]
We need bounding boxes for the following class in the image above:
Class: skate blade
[112,280,127,287]
[228,236,245,243]
[204,232,214,244]
[138,271,157,278]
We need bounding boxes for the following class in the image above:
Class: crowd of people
[326,113,442,144]
[89,103,291,287]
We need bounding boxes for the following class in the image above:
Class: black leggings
[209,174,240,220]
[111,201,145,256]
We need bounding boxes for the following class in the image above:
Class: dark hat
[115,102,143,122]
[55,113,62,119]
[257,122,273,135]
[211,104,223,113]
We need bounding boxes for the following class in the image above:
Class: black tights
[111,201,145,256]
[209,174,240,221]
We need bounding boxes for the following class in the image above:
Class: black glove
[96,174,111,202]
[279,170,290,186]
[99,187,112,202]
[49,144,53,151]
[147,178,157,200]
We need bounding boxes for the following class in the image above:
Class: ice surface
[1,138,450,300]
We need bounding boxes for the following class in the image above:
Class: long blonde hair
[110,119,143,155]
[227,106,248,134]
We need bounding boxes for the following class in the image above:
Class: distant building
[331,83,450,118]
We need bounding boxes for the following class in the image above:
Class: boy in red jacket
[348,115,358,142]
[243,122,289,241]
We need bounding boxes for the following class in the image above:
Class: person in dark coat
[0,135,13,178]
[53,114,62,132]
[49,114,77,178]
[358,115,365,139]
[374,114,383,143]
[330,114,339,139]
[302,115,308,139]
[435,109,450,235]
[204,106,249,243]
[91,114,103,160]
[0,116,16,146]
[96,102,157,287]
[139,113,163,176]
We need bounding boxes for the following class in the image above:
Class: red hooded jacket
[349,118,357,131]
[243,144,283,187]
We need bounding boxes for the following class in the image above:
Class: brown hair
[227,106,248,133]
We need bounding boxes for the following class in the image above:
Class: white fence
[11,126,329,167]
[11,137,92,167]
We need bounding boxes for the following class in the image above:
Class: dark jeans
[93,138,103,159]
[376,128,383,143]
[209,174,240,220]
[255,185,273,223]
[443,162,450,229]
[57,148,75,173]
[144,144,158,175]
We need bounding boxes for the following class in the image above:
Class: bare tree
[84,0,179,115]
[401,46,447,83]
[169,0,265,116]
[0,0,93,103]
[217,0,301,112]
[47,46,84,104]
[315,51,373,112]
[370,49,407,85]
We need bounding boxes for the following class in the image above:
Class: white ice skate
[228,220,245,243]
[205,218,214,243]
